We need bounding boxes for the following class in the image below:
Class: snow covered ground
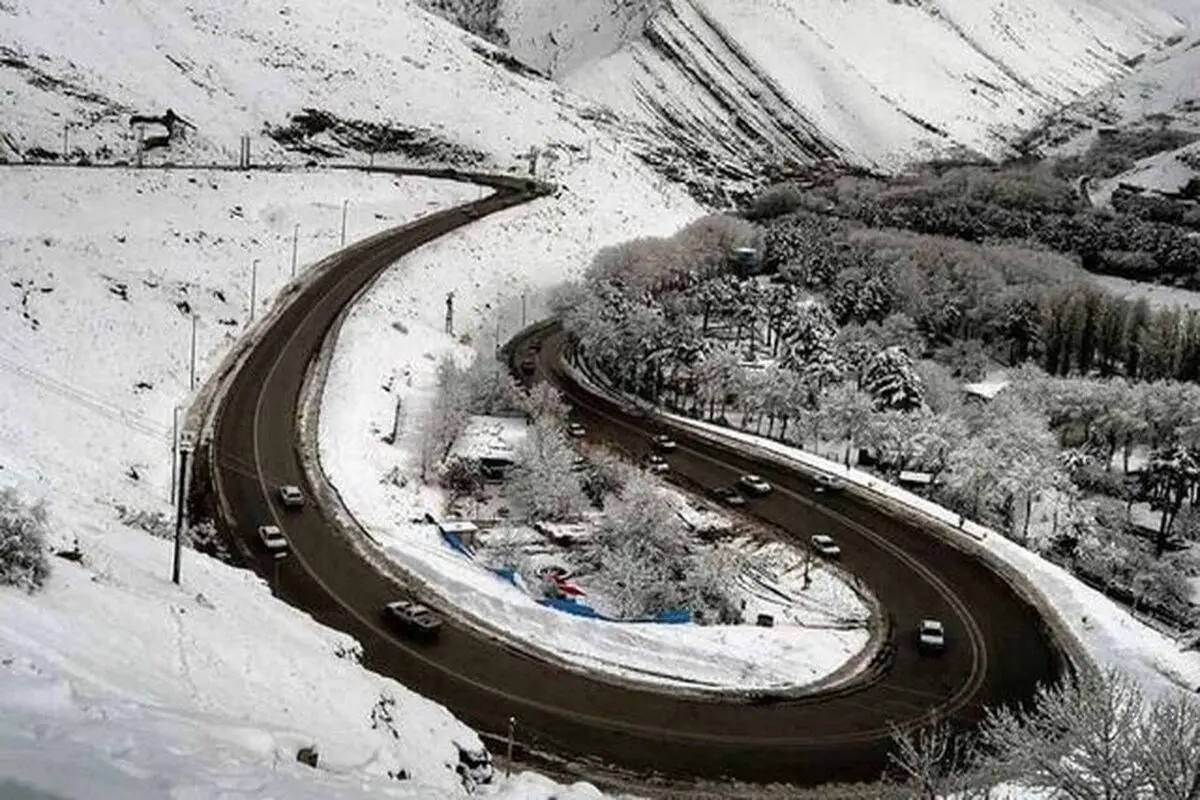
[488,0,1181,172]
[0,166,606,799]
[316,154,874,694]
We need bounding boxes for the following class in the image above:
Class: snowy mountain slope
[0,167,618,800]
[1032,0,1200,153]
[0,0,646,177]
[455,0,1185,173]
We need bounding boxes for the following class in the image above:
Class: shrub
[0,488,51,592]
[744,183,806,220]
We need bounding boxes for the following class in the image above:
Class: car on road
[520,357,536,375]
[810,534,841,558]
[384,600,443,639]
[917,619,946,653]
[566,422,586,438]
[644,454,669,474]
[712,486,747,507]
[738,474,773,496]
[651,434,678,452]
[278,485,305,508]
[258,524,288,553]
[813,474,845,493]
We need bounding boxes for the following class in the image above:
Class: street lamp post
[172,436,195,585]
[505,716,516,778]
[249,259,259,322]
[272,550,288,596]
[340,199,349,247]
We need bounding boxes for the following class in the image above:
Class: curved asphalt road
[208,181,1064,790]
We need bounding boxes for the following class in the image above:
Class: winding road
[203,175,1065,791]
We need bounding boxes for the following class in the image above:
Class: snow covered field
[0,166,606,799]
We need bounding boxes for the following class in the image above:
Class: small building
[897,470,936,488]
[437,519,480,553]
[961,380,1009,403]
[449,414,529,479]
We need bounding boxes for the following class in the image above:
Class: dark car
[712,486,747,507]
[384,600,443,639]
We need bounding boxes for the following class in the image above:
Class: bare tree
[1137,688,1200,800]
[886,720,986,800]
[980,668,1148,800]
[521,381,569,423]
[508,417,588,522]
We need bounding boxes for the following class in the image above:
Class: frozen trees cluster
[0,487,51,592]
[420,352,743,623]
[883,669,1200,800]
[558,200,1200,632]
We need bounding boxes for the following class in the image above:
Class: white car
[258,524,288,552]
[810,534,841,557]
[279,485,305,508]
[918,619,946,653]
[651,434,678,452]
[644,454,670,474]
[566,423,586,438]
[738,474,772,496]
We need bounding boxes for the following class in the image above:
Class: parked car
[644,454,669,474]
[712,486,746,507]
[566,423,586,438]
[810,534,841,557]
[278,485,305,508]
[651,434,678,452]
[738,474,772,496]
[384,600,443,639]
[258,524,288,553]
[520,357,536,375]
[918,619,946,653]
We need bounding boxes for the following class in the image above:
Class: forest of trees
[558,201,1200,629]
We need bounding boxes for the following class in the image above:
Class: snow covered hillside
[0,167,607,800]
[1030,0,1200,193]
[423,0,1185,177]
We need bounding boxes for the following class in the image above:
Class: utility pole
[135,126,145,168]
[249,259,259,322]
[170,405,180,506]
[62,123,70,161]
[340,199,348,247]
[387,396,404,445]
[505,717,516,778]
[189,313,198,391]
[172,436,194,585]
[521,292,527,328]
[291,224,299,278]
[444,292,454,335]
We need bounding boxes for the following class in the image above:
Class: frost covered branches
[586,473,743,621]
[0,488,51,592]
[883,670,1200,800]
[418,350,524,479]
[586,214,761,293]
[980,669,1200,800]
[508,417,587,522]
